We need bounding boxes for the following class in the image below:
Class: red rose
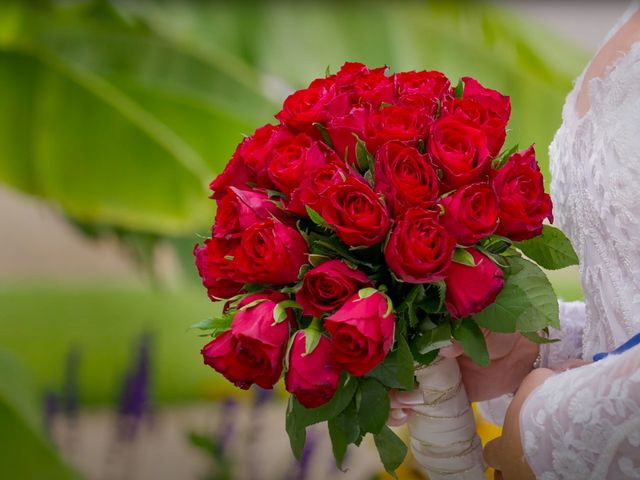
[374,141,439,216]
[365,105,430,153]
[235,218,308,284]
[492,146,553,241]
[275,83,350,136]
[332,62,387,88]
[444,248,504,318]
[326,107,368,167]
[395,70,451,98]
[287,163,347,217]
[324,290,395,376]
[296,260,370,317]
[460,77,510,123]
[285,331,341,408]
[319,175,391,247]
[428,115,491,190]
[194,238,243,300]
[201,293,292,389]
[439,183,499,245]
[213,187,290,239]
[344,70,394,107]
[384,208,456,283]
[210,124,292,198]
[268,134,339,195]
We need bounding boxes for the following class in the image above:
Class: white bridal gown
[517,3,640,478]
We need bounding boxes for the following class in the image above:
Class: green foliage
[373,426,408,477]
[474,255,560,333]
[0,0,586,239]
[452,317,490,367]
[357,378,390,434]
[452,247,476,266]
[366,335,414,390]
[516,225,579,270]
[0,350,78,479]
[328,402,360,468]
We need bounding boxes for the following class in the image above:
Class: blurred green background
[0,0,609,478]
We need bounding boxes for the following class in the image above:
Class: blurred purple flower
[216,397,237,454]
[42,390,59,437]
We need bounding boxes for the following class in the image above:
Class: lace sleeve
[539,300,586,368]
[520,346,640,479]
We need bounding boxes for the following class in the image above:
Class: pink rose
[324,290,395,376]
[285,331,341,408]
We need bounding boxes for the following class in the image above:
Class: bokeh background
[0,1,628,479]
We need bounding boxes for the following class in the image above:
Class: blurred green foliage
[0,0,586,238]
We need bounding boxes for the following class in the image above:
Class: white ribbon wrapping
[408,357,486,479]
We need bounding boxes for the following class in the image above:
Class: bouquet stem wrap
[408,357,486,479]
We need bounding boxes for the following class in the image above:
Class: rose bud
[374,141,440,217]
[326,107,369,167]
[296,260,370,317]
[201,294,293,389]
[210,124,292,198]
[287,163,347,217]
[235,218,308,285]
[384,208,456,283]
[275,82,350,136]
[213,187,290,239]
[439,183,499,245]
[428,115,491,190]
[492,146,553,241]
[319,175,391,247]
[444,248,504,318]
[285,331,341,408]
[454,77,511,156]
[194,238,243,300]
[268,134,340,196]
[324,290,395,376]
[365,105,430,154]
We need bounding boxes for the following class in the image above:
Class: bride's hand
[483,368,556,480]
[440,332,540,401]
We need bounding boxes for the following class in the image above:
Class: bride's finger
[386,408,408,426]
[483,437,504,470]
[391,389,424,407]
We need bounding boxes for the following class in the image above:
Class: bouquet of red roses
[193,62,577,477]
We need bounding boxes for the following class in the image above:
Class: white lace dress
[519,3,640,478]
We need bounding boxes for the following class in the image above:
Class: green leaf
[305,205,330,229]
[373,426,408,477]
[358,287,379,300]
[366,335,414,390]
[516,225,579,270]
[357,378,391,434]
[452,247,476,266]
[354,135,375,173]
[313,122,333,148]
[273,300,301,325]
[452,318,489,367]
[454,78,465,98]
[328,402,360,468]
[290,373,358,427]
[413,322,452,354]
[303,328,322,355]
[418,282,446,314]
[492,144,519,170]
[190,314,233,337]
[522,331,561,344]
[474,256,560,333]
[285,397,307,460]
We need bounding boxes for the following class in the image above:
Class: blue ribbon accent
[593,331,640,362]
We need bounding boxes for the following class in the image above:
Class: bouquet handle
[408,357,486,480]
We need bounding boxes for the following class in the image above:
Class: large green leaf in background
[0,0,586,236]
[0,350,78,479]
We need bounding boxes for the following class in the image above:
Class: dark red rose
[210,124,292,198]
[365,105,430,153]
[235,218,308,284]
[213,187,290,239]
[374,141,439,216]
[201,293,293,389]
[287,163,347,217]
[275,83,350,136]
[384,208,456,283]
[428,115,491,190]
[461,77,510,123]
[267,134,339,196]
[318,175,391,247]
[324,290,395,376]
[296,260,370,317]
[444,248,504,318]
[285,331,341,408]
[439,183,499,245]
[326,107,368,167]
[492,146,553,241]
[194,238,243,300]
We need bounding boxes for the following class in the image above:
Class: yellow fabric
[380,404,501,480]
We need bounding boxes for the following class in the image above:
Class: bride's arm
[485,346,640,479]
